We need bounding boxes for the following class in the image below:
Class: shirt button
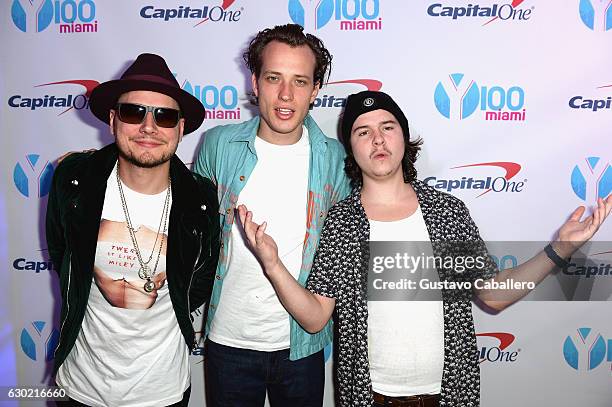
[226,208,231,214]
[239,175,245,181]
[215,274,221,280]
[220,242,225,249]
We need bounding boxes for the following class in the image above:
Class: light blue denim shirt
[194,114,350,360]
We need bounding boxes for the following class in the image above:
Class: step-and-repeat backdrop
[1,1,611,406]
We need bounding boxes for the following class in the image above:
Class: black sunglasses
[115,103,181,128]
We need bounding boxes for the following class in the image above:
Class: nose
[278,81,293,102]
[372,129,384,146]
[140,111,158,133]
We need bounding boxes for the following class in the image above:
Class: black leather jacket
[46,143,220,373]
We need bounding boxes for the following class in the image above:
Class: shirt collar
[229,114,329,155]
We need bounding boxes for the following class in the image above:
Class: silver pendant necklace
[116,162,171,293]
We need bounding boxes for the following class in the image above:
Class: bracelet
[544,243,570,269]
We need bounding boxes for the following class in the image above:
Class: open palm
[237,204,280,271]
[558,196,612,250]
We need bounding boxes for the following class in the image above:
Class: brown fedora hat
[89,53,205,134]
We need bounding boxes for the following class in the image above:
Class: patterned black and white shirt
[306,179,498,407]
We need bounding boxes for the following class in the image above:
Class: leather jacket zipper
[187,229,203,349]
[54,252,72,359]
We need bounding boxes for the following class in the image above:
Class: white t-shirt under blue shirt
[208,127,310,351]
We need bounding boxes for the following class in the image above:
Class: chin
[371,168,397,178]
[121,150,172,168]
[133,159,167,169]
[270,119,301,134]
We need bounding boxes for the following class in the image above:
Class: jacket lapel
[67,144,118,280]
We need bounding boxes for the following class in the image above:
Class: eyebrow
[352,119,398,134]
[262,70,312,80]
[352,125,369,134]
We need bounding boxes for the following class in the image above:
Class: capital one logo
[313,79,383,109]
[8,79,99,116]
[570,157,611,203]
[13,154,55,198]
[434,73,526,121]
[424,162,526,198]
[579,0,612,31]
[563,327,612,371]
[20,321,60,361]
[476,332,520,363]
[288,0,381,31]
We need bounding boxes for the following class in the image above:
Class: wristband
[544,243,570,269]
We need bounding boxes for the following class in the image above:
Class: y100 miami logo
[579,0,612,31]
[489,254,518,271]
[312,79,382,109]
[476,332,521,364]
[323,343,332,363]
[140,1,242,28]
[425,162,526,198]
[178,77,241,120]
[571,157,611,203]
[563,328,612,371]
[20,321,60,362]
[7,79,99,115]
[427,1,533,26]
[434,73,526,121]
[11,0,98,33]
[288,0,382,32]
[13,154,55,198]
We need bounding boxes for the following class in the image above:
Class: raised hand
[237,204,280,272]
[556,196,612,257]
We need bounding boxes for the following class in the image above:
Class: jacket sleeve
[46,163,66,275]
[306,205,348,299]
[329,140,352,204]
[457,200,499,282]
[188,177,221,311]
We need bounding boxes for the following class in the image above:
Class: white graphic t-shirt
[56,163,189,407]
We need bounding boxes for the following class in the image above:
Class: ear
[109,109,117,136]
[310,81,320,104]
[251,73,259,98]
[178,118,185,142]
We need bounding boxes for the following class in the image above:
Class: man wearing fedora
[46,53,220,406]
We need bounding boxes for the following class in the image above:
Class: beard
[118,146,174,168]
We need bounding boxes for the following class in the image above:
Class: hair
[243,24,333,104]
[342,120,424,187]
